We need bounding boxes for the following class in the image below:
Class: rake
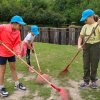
[0,40,69,100]
[59,24,99,76]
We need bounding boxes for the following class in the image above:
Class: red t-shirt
[0,24,21,57]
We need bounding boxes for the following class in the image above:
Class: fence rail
[21,26,82,45]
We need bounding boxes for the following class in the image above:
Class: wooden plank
[69,28,76,45]
[53,29,59,44]
[41,27,49,43]
[49,28,55,43]
[75,28,81,44]
[66,28,69,45]
[60,29,67,45]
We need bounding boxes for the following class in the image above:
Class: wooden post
[69,27,76,45]
[75,27,81,44]
[41,27,49,43]
[54,28,59,44]
[60,28,67,45]
[49,28,54,43]
[66,28,69,45]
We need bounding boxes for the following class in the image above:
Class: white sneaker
[15,83,26,91]
[0,88,9,97]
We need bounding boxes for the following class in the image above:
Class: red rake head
[59,88,69,100]
[35,74,51,84]
[51,84,69,100]
[59,67,69,76]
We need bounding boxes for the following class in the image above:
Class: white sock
[15,81,19,86]
[0,85,4,90]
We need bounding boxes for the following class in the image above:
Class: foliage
[0,0,100,26]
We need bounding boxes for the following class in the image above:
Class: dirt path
[0,73,86,100]
[67,80,83,100]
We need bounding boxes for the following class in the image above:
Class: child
[78,9,100,89]
[20,25,39,72]
[0,15,26,97]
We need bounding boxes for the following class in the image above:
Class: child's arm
[97,19,100,25]
[27,40,33,49]
[0,25,4,44]
[78,35,84,50]
[27,41,34,53]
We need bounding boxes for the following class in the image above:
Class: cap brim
[18,22,26,25]
[80,16,87,22]
[34,31,39,35]
[80,13,94,22]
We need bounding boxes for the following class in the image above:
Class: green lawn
[5,42,100,100]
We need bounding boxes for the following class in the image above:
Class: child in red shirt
[0,15,26,97]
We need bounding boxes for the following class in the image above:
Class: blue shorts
[0,56,16,65]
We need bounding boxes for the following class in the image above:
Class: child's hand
[78,45,82,50]
[32,49,34,53]
[97,19,100,25]
[16,55,21,59]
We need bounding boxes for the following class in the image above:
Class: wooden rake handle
[31,46,42,73]
[0,41,51,84]
[1,41,63,92]
[64,24,99,69]
[82,24,99,47]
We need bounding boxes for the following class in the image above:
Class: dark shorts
[0,56,16,65]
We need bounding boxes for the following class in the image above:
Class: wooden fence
[21,26,82,45]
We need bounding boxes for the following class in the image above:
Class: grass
[4,42,100,99]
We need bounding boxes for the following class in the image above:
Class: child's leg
[0,65,9,96]
[0,65,6,86]
[83,43,91,83]
[8,56,18,81]
[9,56,26,90]
[0,57,8,96]
[90,42,100,82]
[0,56,7,86]
[9,62,18,81]
[26,48,31,65]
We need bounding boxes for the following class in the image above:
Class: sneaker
[90,82,97,89]
[15,83,26,91]
[80,82,89,88]
[0,88,9,97]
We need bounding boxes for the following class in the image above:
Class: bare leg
[9,62,18,81]
[0,64,6,85]
[9,62,26,90]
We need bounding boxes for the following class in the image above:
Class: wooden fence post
[49,28,54,43]
[41,27,49,43]
[69,27,76,45]
[54,28,59,44]
[60,28,67,45]
[75,27,81,44]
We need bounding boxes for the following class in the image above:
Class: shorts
[0,56,16,65]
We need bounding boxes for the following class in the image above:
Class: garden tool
[59,24,99,76]
[0,40,69,100]
[31,45,51,84]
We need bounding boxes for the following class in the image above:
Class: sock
[15,81,19,86]
[0,85,4,90]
